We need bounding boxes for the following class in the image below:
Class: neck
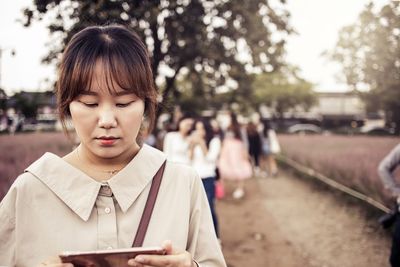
[76,144,140,172]
[179,130,187,137]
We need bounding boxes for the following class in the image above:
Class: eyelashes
[79,101,135,108]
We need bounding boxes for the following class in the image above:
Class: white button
[107,246,113,250]
[105,207,111,214]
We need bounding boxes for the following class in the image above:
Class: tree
[22,0,292,116]
[330,2,400,133]
[10,91,39,119]
[251,67,317,118]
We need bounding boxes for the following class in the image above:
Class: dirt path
[217,170,391,267]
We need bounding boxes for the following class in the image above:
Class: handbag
[268,129,281,154]
[132,161,166,247]
[215,181,225,200]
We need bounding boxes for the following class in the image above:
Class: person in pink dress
[218,113,252,199]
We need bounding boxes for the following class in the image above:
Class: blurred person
[378,143,400,267]
[261,119,279,177]
[0,112,8,132]
[162,115,194,165]
[218,113,252,199]
[246,121,262,176]
[155,119,169,150]
[141,119,156,147]
[210,118,225,200]
[189,118,221,238]
[0,25,225,267]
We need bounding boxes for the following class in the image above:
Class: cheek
[69,103,93,129]
[121,104,145,131]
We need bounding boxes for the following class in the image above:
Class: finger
[135,252,194,267]
[133,254,179,267]
[161,240,173,255]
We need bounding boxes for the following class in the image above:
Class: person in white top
[163,116,194,165]
[189,118,221,237]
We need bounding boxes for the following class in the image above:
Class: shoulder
[393,144,400,154]
[380,143,400,168]
[164,161,200,187]
[210,137,221,145]
[164,131,179,139]
[4,171,46,201]
[165,161,198,178]
[2,154,56,207]
[0,172,41,219]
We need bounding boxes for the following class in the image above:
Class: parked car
[287,123,322,134]
[359,125,394,135]
[22,119,57,132]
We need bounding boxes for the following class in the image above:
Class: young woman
[0,25,225,267]
[261,119,279,177]
[162,115,194,165]
[246,121,262,175]
[189,118,221,238]
[218,113,252,199]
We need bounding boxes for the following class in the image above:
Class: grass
[0,132,73,200]
[278,134,400,206]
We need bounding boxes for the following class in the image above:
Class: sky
[0,0,389,95]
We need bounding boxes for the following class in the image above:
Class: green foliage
[251,68,317,117]
[22,0,292,115]
[330,1,400,133]
[11,92,39,118]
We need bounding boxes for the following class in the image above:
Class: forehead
[83,60,131,95]
[196,121,204,127]
[181,118,193,124]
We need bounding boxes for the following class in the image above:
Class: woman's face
[69,62,145,161]
[195,121,206,138]
[178,118,194,136]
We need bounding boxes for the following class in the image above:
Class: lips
[96,136,119,146]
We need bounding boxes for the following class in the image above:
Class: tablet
[59,246,166,267]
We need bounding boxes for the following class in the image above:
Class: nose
[98,108,117,129]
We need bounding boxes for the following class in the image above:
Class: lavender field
[278,134,400,206]
[0,132,73,200]
[1,132,400,207]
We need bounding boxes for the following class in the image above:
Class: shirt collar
[25,144,166,221]
[107,145,166,213]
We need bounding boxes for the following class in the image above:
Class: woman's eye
[81,102,98,107]
[116,102,132,108]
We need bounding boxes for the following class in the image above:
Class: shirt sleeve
[0,184,17,267]
[205,138,221,163]
[378,144,400,196]
[186,169,226,267]
[163,132,172,155]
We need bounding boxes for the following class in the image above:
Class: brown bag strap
[132,160,166,247]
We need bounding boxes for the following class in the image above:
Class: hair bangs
[101,43,150,100]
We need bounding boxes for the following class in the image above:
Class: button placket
[96,193,118,250]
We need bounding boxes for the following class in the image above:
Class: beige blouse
[0,145,226,267]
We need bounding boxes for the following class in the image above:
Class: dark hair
[194,118,214,148]
[228,112,242,140]
[262,119,272,136]
[246,122,258,136]
[57,24,157,134]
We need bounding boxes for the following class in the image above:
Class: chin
[93,147,123,158]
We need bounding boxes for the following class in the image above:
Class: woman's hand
[37,256,73,267]
[127,240,196,267]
